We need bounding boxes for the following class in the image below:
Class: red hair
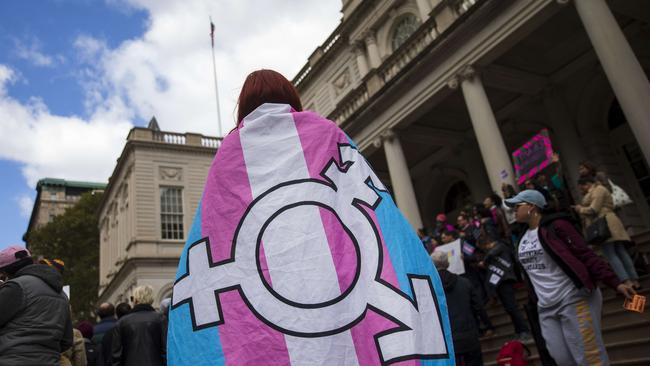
[236,69,302,125]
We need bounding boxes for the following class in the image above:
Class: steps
[480,275,650,365]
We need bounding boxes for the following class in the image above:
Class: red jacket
[516,213,621,298]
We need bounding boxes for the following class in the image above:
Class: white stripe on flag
[240,104,359,366]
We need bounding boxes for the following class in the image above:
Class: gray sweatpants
[538,288,609,366]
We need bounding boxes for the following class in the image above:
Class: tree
[27,191,103,321]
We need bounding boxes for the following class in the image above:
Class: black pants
[455,349,484,366]
[497,280,529,334]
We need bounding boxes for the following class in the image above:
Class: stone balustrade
[127,127,222,149]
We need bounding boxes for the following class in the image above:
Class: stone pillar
[574,0,650,163]
[415,0,432,21]
[543,89,587,195]
[376,130,424,229]
[450,66,516,193]
[365,33,381,69]
[352,43,369,77]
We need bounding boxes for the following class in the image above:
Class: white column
[353,43,369,77]
[454,66,516,193]
[380,130,424,229]
[543,89,587,195]
[415,0,432,21]
[365,33,381,69]
[574,0,650,163]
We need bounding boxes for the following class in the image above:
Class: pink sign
[512,129,554,185]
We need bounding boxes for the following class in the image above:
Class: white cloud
[0,0,341,188]
[16,195,34,218]
[13,38,64,67]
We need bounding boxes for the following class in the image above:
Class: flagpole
[210,16,223,137]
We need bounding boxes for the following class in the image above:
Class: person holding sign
[506,190,636,366]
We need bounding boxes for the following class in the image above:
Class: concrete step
[481,317,650,364]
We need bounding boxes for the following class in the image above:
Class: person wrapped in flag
[167,69,455,365]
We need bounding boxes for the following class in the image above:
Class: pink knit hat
[0,245,32,271]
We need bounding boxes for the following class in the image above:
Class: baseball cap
[504,189,547,209]
[0,245,32,271]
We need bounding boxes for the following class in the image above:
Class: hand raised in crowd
[616,283,637,300]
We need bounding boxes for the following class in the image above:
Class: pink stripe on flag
[201,130,290,365]
[293,112,418,366]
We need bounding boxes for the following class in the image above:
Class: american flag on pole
[210,20,215,48]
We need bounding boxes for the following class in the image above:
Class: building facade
[293,0,650,234]
[97,119,220,306]
[25,178,106,245]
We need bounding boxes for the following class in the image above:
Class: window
[50,191,57,200]
[160,187,184,240]
[391,14,420,52]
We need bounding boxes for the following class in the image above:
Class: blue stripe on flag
[374,192,455,365]
[168,201,226,366]
[345,133,454,364]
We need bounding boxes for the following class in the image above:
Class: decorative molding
[447,64,477,90]
[159,166,182,181]
[332,69,352,96]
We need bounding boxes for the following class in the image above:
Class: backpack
[497,340,530,366]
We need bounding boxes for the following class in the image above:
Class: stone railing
[128,128,222,149]
[328,0,482,125]
[153,131,186,145]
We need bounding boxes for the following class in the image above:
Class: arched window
[391,14,420,52]
[443,181,472,214]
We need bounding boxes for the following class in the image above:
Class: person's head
[435,213,447,225]
[417,228,427,239]
[440,230,456,244]
[501,183,516,198]
[39,258,65,274]
[431,251,449,271]
[115,302,132,319]
[456,214,469,228]
[578,161,598,178]
[76,321,94,340]
[537,174,548,186]
[577,176,596,195]
[0,246,33,280]
[96,302,115,319]
[504,189,547,225]
[132,285,154,306]
[524,179,536,190]
[237,69,302,125]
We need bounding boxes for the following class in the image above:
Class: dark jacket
[438,269,482,353]
[112,304,166,366]
[0,264,73,365]
[93,316,117,344]
[484,241,517,287]
[516,213,621,301]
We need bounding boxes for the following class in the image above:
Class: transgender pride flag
[168,103,454,366]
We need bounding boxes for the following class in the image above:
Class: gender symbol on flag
[172,145,448,364]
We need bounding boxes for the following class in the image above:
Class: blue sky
[0,0,341,251]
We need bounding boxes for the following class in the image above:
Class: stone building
[24,178,106,246]
[97,118,220,306]
[293,0,650,234]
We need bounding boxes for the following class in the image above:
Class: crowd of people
[0,245,169,366]
[426,158,642,365]
[0,68,645,366]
